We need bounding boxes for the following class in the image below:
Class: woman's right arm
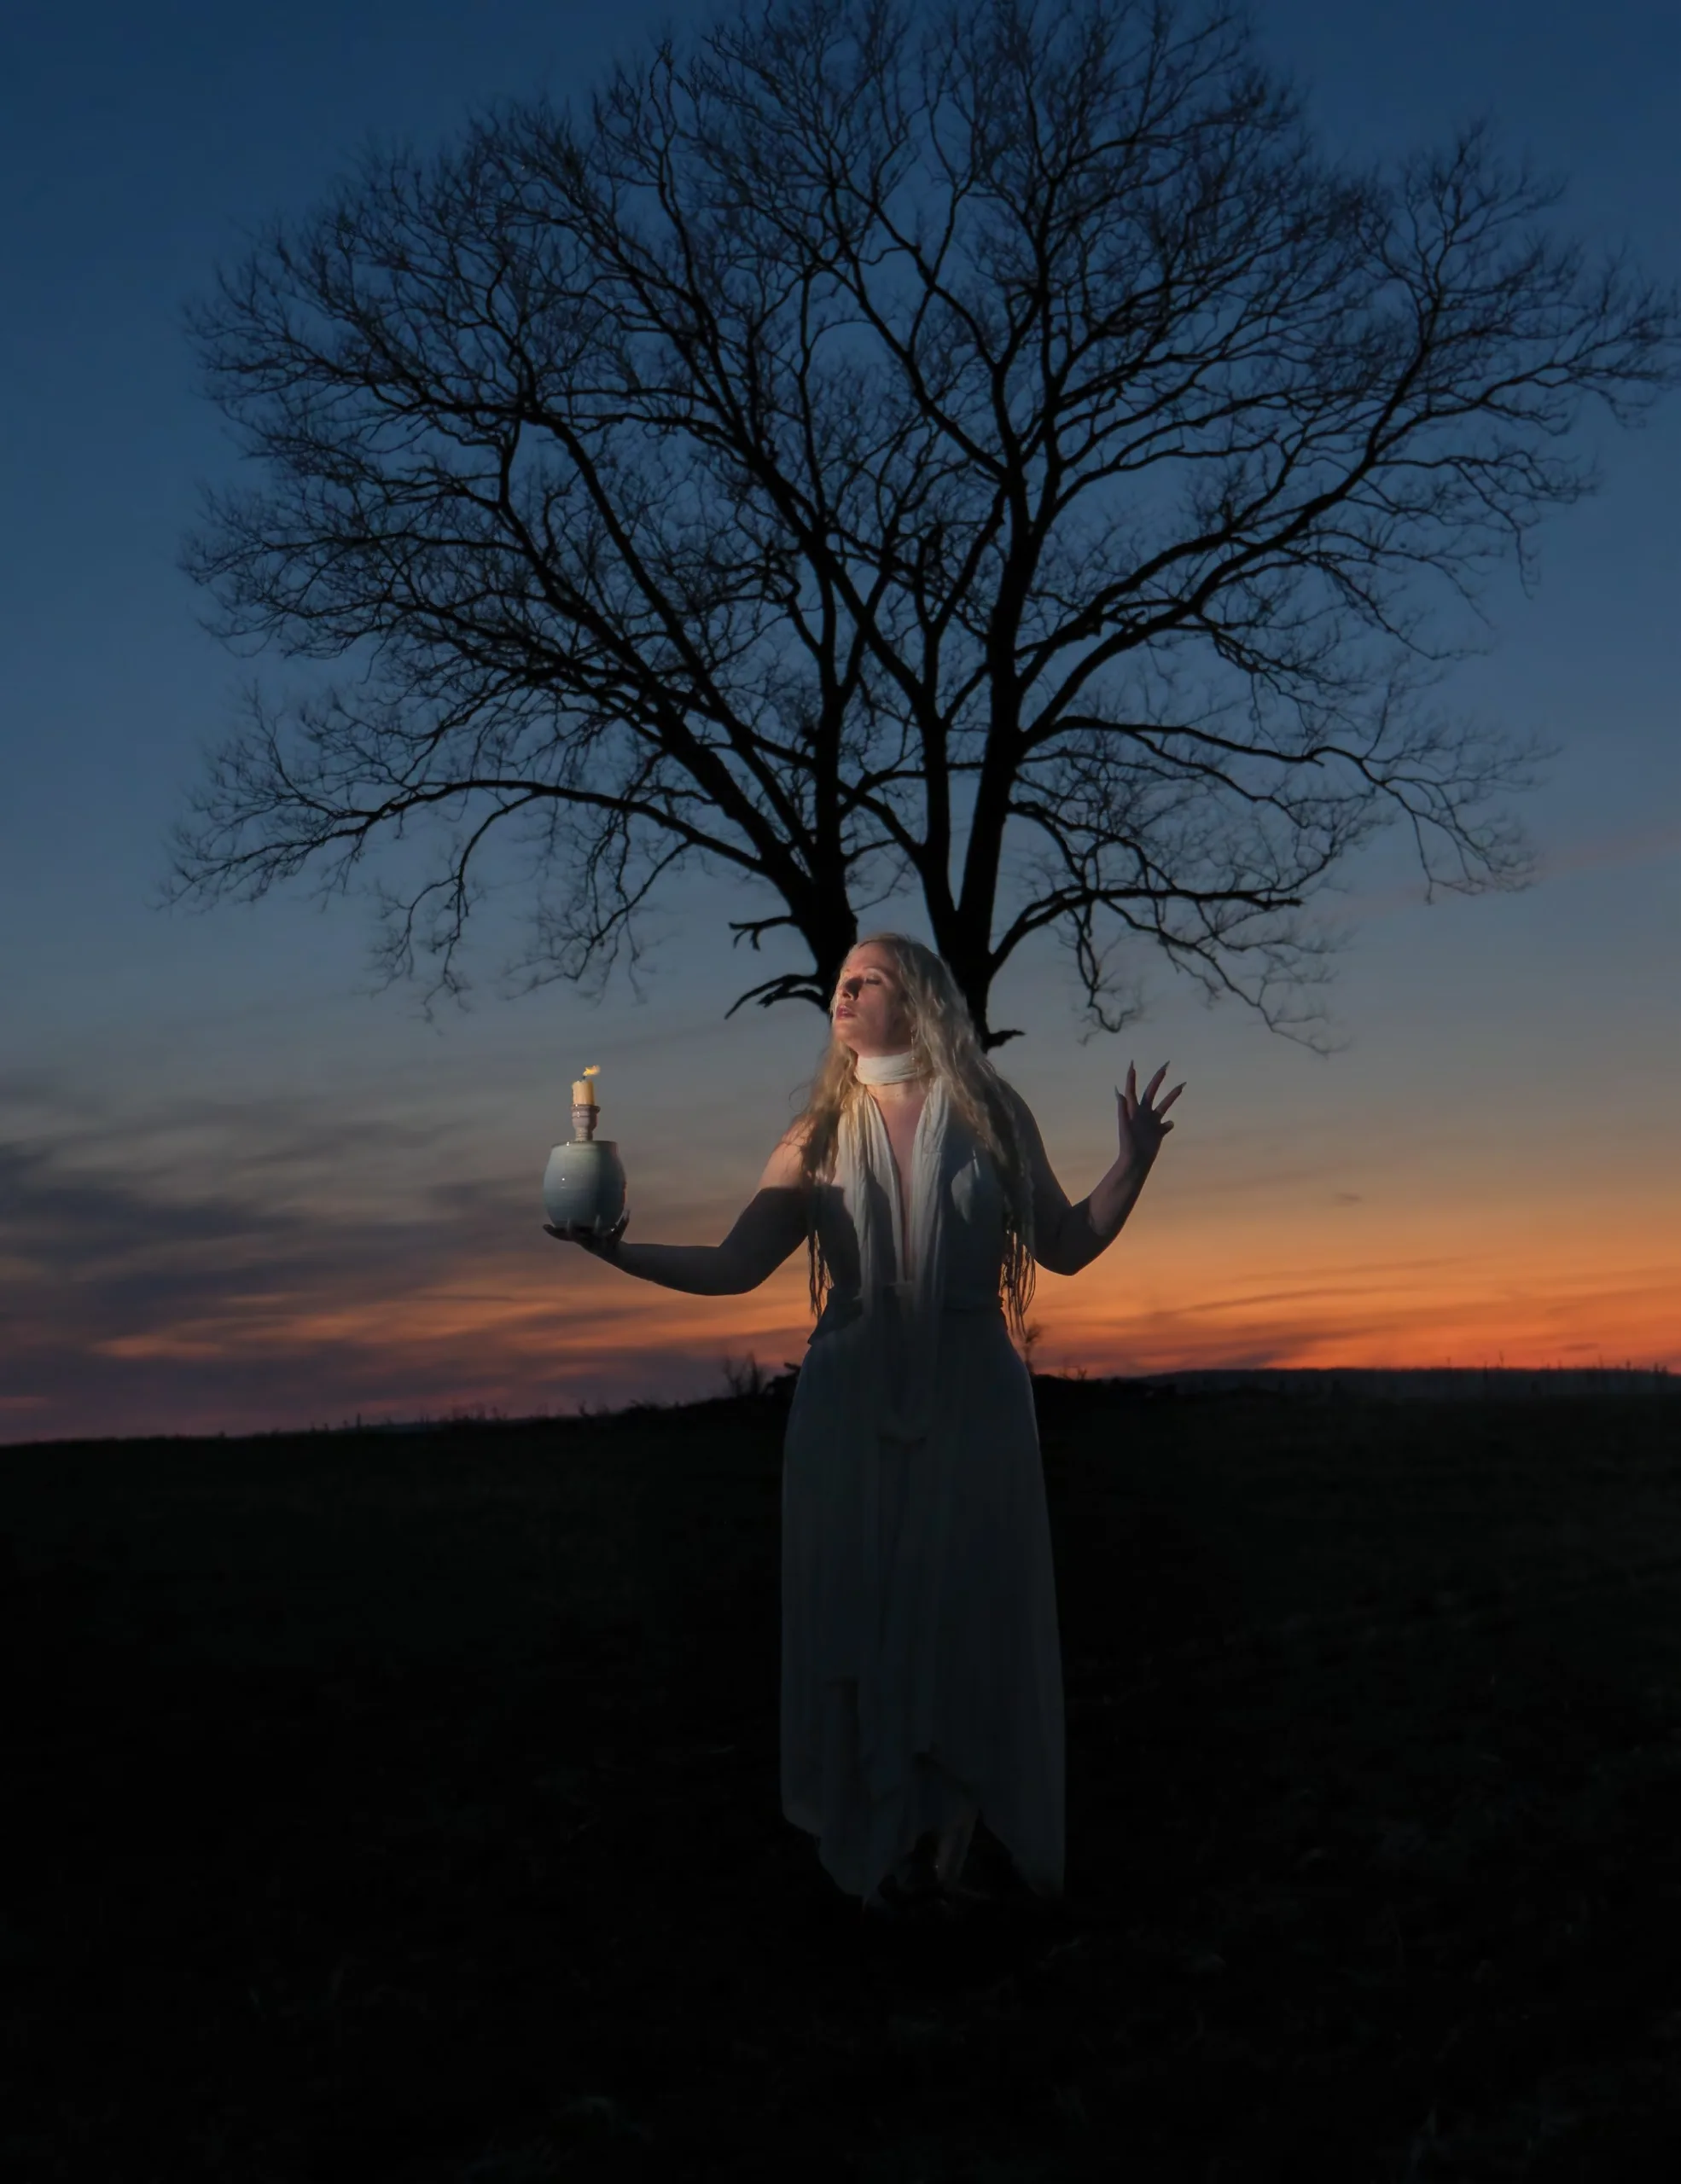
[550,1125,811,1296]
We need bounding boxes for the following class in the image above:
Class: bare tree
[159,0,1678,1050]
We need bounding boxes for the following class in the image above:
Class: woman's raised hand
[543,1209,631,1255]
[1116,1062,1184,1176]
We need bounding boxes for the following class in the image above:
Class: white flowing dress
[779,1079,1066,1905]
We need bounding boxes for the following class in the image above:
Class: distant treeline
[301,1360,1677,1437]
[1086,1364,1678,1403]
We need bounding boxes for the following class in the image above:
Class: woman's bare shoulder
[991,1081,1057,1182]
[992,1075,1041,1136]
[758,1113,817,1188]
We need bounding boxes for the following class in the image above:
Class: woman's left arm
[1007,1062,1185,1278]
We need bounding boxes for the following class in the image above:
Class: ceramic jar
[542,1106,627,1233]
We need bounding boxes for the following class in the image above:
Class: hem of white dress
[782,1786,1064,1907]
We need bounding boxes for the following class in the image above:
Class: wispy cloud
[0,1072,810,1443]
[1032,1248,1681,1380]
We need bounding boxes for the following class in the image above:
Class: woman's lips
[836,1008,855,1018]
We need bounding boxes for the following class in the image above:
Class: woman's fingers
[543,1222,600,1245]
[1120,1064,1181,1104]
[1114,1066,1188,1139]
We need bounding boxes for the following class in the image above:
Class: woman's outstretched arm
[546,1125,810,1296]
[1005,1066,1184,1278]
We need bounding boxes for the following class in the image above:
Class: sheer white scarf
[828,1057,967,1809]
[835,1064,951,1443]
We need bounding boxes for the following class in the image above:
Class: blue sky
[3,0,1678,1441]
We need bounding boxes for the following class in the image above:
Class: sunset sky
[3,0,1678,1445]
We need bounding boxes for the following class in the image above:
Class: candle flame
[583,1064,600,1077]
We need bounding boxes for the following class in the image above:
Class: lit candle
[572,1064,600,1107]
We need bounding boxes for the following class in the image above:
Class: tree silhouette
[160,0,1678,1050]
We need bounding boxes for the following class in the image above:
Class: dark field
[4,1383,1681,2182]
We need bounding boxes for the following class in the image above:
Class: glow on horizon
[30,1205,1673,1444]
[94,1249,1677,1380]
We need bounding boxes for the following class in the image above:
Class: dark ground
[3,1380,1681,2182]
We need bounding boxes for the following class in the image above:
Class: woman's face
[832,946,915,1058]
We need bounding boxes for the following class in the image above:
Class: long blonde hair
[792,932,1037,1341]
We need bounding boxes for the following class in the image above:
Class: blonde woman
[547,933,1184,1918]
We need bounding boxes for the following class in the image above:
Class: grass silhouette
[4,1378,1681,2179]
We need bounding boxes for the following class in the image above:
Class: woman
[547,933,1184,1918]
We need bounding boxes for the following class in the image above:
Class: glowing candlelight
[572,1064,600,1107]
